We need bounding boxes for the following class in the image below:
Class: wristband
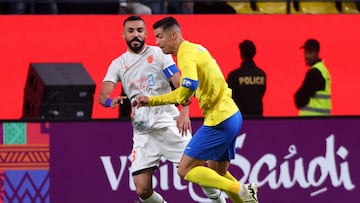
[105,98,112,107]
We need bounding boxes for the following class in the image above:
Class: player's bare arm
[177,105,192,136]
[170,72,192,136]
[99,81,127,109]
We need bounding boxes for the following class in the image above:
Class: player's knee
[177,167,187,179]
[136,186,153,199]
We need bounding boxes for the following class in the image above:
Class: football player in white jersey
[99,16,226,203]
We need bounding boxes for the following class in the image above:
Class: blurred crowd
[0,0,236,14]
[1,0,359,15]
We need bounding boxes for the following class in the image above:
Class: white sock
[139,191,167,203]
[201,186,226,203]
[238,183,246,196]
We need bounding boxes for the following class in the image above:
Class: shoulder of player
[145,45,160,51]
[111,50,129,63]
[143,45,163,55]
[181,40,198,49]
[181,41,208,55]
[145,45,174,62]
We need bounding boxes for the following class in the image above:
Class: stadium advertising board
[48,118,359,203]
[1,15,360,119]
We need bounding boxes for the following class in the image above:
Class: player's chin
[160,47,169,54]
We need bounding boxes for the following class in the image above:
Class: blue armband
[163,64,179,79]
[182,78,198,91]
[105,98,112,107]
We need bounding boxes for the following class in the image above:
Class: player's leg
[208,160,243,203]
[176,153,232,203]
[201,186,226,203]
[177,112,241,193]
[133,169,166,203]
[179,155,259,203]
[159,127,226,203]
[178,154,239,193]
[208,112,258,203]
[178,111,259,202]
[131,129,166,203]
[207,161,259,203]
[206,112,259,203]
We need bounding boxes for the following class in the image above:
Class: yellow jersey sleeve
[148,88,179,106]
[148,87,194,106]
[177,41,239,126]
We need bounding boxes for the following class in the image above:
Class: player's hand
[177,106,192,136]
[132,95,149,108]
[110,96,127,108]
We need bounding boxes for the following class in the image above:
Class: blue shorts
[184,111,242,161]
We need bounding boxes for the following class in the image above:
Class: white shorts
[130,126,191,175]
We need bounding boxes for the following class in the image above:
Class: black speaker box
[23,63,96,119]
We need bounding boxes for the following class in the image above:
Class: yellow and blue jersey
[149,41,239,126]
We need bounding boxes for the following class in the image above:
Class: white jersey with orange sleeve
[103,45,180,130]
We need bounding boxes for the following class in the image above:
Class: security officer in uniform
[227,40,266,118]
[295,38,331,116]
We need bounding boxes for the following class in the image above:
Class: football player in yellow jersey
[133,16,259,203]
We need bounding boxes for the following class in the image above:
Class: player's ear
[122,31,125,39]
[171,31,177,40]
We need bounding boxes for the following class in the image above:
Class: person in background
[118,0,152,14]
[193,1,236,14]
[227,40,266,118]
[133,16,259,203]
[167,0,194,14]
[295,38,331,116]
[143,0,193,14]
[143,0,166,14]
[8,0,57,14]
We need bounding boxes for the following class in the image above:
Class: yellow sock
[184,166,240,194]
[223,171,244,203]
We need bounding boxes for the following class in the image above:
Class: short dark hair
[300,38,320,52]
[153,16,180,31]
[239,40,256,60]
[123,15,144,26]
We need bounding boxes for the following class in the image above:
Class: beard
[126,37,145,53]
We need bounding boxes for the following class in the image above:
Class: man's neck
[174,39,185,56]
